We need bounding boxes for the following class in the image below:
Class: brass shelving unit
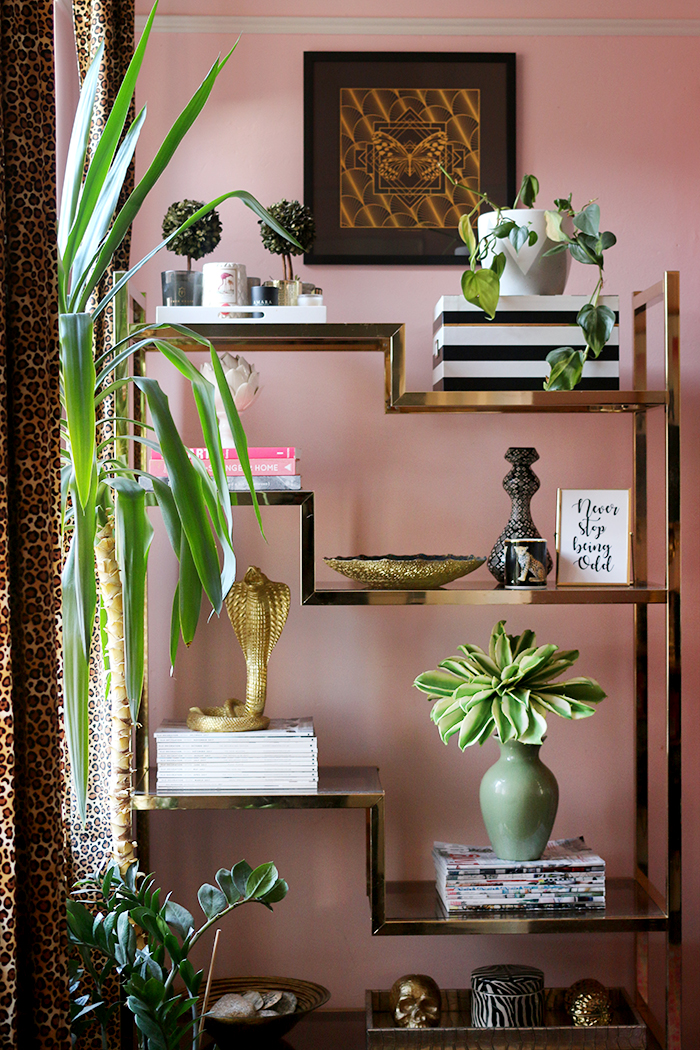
[124,272,681,1049]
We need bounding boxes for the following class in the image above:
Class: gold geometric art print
[340,88,481,229]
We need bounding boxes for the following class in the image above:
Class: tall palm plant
[59,2,300,861]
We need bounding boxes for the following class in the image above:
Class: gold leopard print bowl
[323,554,486,589]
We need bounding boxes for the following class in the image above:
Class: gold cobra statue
[187,566,290,732]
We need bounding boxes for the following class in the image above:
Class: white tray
[155,305,327,324]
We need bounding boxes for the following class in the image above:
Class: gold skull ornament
[389,974,441,1028]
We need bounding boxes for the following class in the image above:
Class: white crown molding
[134,15,700,37]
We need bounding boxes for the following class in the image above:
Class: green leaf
[544,209,570,244]
[461,268,500,320]
[489,252,506,279]
[544,347,585,391]
[215,868,241,905]
[435,704,466,741]
[574,202,600,237]
[62,3,160,285]
[458,213,476,254]
[61,530,95,822]
[245,863,279,900]
[198,883,228,919]
[492,697,516,742]
[57,41,104,264]
[518,703,548,745]
[517,173,539,208]
[112,478,153,718]
[261,878,289,904]
[163,901,194,940]
[599,230,616,251]
[414,668,462,696]
[509,223,530,253]
[231,861,253,898]
[502,693,530,738]
[134,377,222,613]
[177,529,202,648]
[569,238,602,268]
[554,195,573,213]
[577,303,615,357]
[60,314,95,510]
[458,703,495,749]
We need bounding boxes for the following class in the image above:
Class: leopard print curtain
[0,2,69,1048]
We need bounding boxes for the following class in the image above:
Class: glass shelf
[375,877,668,935]
[132,765,384,811]
[306,579,668,606]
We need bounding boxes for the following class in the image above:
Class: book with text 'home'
[149,455,297,476]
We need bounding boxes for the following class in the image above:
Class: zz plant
[59,0,301,848]
[414,620,606,749]
[68,859,288,1050]
[450,172,617,391]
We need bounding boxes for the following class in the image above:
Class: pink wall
[126,5,700,1042]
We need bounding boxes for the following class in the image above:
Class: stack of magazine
[433,837,605,913]
[155,717,318,794]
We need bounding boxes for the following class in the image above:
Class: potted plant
[58,0,302,860]
[68,858,288,1049]
[161,198,223,305]
[450,172,617,391]
[258,199,315,304]
[414,620,606,860]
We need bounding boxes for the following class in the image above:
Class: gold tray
[323,555,486,589]
[366,988,646,1049]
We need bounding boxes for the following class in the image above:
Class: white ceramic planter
[477,208,572,296]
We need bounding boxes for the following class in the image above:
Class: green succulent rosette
[414,620,605,749]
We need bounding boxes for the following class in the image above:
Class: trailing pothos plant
[68,858,288,1050]
[541,197,617,390]
[414,620,606,749]
[449,172,617,391]
[59,0,301,855]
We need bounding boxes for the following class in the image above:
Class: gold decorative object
[187,566,290,732]
[324,554,486,589]
[566,979,613,1027]
[389,974,442,1029]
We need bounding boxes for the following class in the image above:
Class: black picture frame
[303,51,516,266]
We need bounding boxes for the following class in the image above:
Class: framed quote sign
[303,51,516,264]
[556,490,632,586]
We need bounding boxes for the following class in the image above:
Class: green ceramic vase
[479,740,559,861]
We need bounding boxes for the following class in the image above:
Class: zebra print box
[470,964,544,1028]
[433,295,620,392]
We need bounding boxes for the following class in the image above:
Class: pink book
[149,446,295,461]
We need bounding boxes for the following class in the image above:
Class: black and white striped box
[433,294,620,392]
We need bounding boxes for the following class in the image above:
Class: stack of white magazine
[433,837,605,913]
[155,717,318,794]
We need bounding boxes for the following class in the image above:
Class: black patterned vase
[487,447,553,584]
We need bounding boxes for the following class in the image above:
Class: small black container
[504,538,548,588]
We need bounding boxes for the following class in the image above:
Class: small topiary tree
[259,199,315,280]
[162,198,222,269]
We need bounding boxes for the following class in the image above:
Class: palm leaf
[112,478,154,718]
[60,314,96,510]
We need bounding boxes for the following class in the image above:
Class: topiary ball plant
[162,198,222,269]
[259,199,315,280]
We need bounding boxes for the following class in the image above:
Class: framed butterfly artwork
[303,51,516,264]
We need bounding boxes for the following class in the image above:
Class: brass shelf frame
[124,273,681,1049]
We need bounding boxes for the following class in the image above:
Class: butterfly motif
[371,129,446,185]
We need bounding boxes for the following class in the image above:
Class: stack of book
[149,446,301,491]
[155,717,318,793]
[433,837,605,913]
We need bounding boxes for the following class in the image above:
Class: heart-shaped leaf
[577,303,615,357]
[461,268,500,320]
[544,347,585,391]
